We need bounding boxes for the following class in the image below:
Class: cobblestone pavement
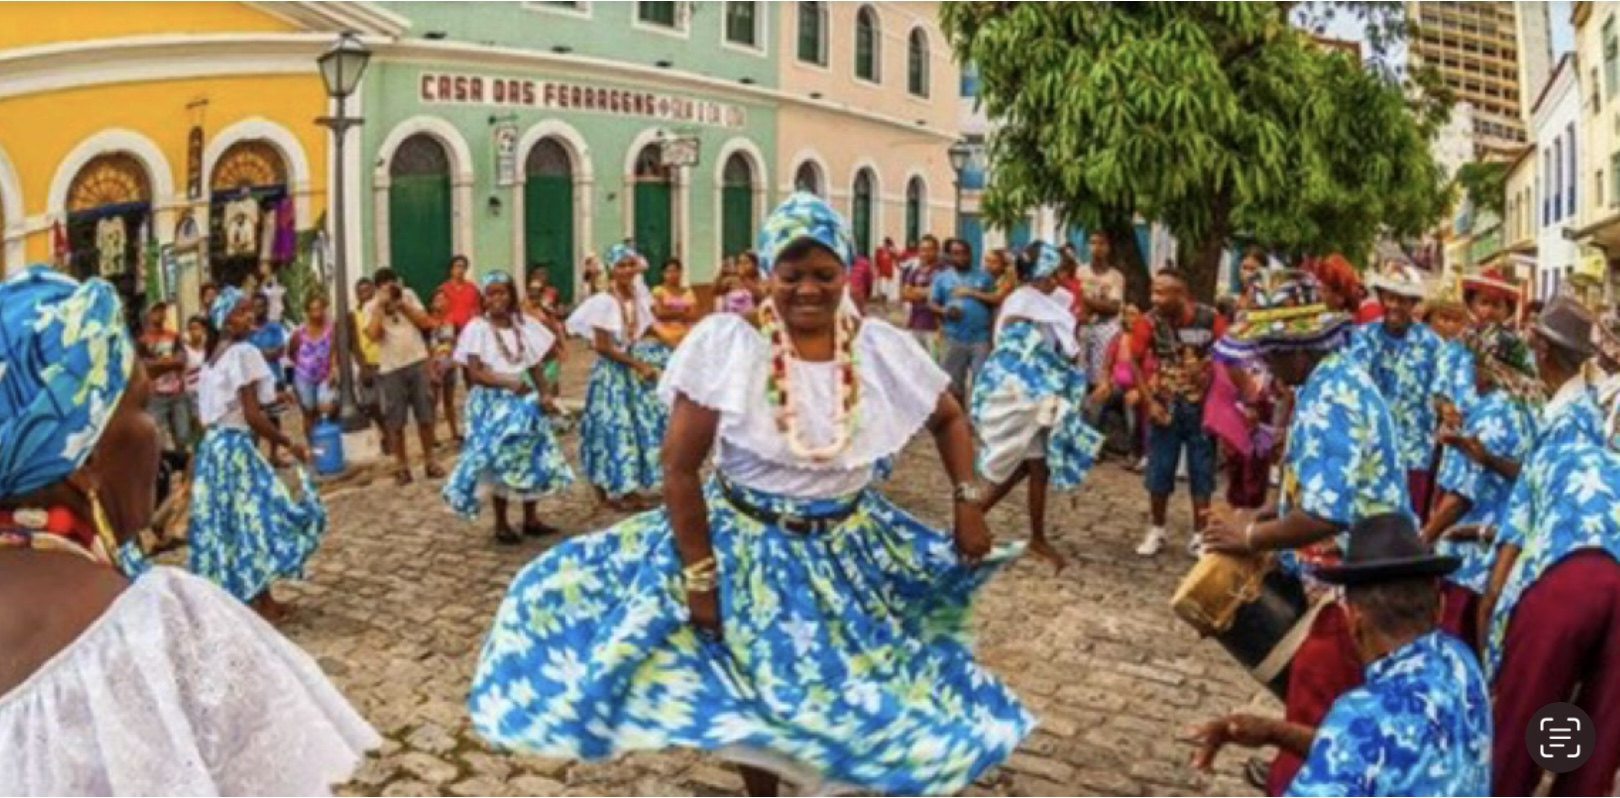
[278,354,1276,796]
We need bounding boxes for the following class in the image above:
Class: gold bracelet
[682,557,718,593]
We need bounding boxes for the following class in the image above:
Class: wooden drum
[1170,551,1313,700]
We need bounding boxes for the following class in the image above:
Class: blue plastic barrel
[311,418,345,476]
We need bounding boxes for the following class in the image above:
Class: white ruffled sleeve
[564,293,622,340]
[657,313,765,414]
[518,317,556,367]
[849,319,951,460]
[453,317,491,366]
[219,343,276,405]
[0,568,377,796]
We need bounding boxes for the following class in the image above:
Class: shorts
[293,377,338,411]
[940,339,990,398]
[1145,399,1216,497]
[431,357,458,389]
[378,360,435,430]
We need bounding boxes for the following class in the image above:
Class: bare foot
[1027,539,1068,574]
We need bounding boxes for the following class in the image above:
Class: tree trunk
[1186,228,1229,304]
[1101,213,1151,309]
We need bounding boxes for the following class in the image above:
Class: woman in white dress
[0,265,376,795]
[469,194,1033,796]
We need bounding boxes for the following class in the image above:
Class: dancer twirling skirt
[567,243,664,510]
[470,194,1033,796]
[971,241,1103,572]
[188,287,326,621]
[443,271,574,544]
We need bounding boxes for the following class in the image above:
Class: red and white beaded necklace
[758,298,860,462]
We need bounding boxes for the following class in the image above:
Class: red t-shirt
[875,247,896,279]
[1058,277,1083,316]
[1129,306,1230,359]
[438,278,482,329]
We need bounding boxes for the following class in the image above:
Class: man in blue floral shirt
[1421,325,1539,644]
[1348,264,1446,522]
[1202,271,1410,794]
[1190,513,1491,797]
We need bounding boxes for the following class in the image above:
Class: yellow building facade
[0,1,402,316]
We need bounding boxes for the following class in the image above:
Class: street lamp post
[947,138,973,241]
[316,32,372,432]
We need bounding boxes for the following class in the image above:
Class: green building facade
[358,1,780,301]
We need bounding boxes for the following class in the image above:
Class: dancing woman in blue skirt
[972,241,1105,572]
[442,271,574,544]
[565,244,664,511]
[469,194,1033,796]
[187,287,326,622]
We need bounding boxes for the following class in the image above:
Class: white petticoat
[0,567,379,796]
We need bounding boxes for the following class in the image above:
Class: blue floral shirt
[1287,631,1492,797]
[1493,383,1604,551]
[1436,339,1478,416]
[1485,441,1620,680]
[1276,351,1410,576]
[1433,391,1536,593]
[1349,321,1446,471]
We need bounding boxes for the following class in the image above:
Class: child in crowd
[428,289,463,443]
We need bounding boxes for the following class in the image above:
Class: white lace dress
[0,567,378,795]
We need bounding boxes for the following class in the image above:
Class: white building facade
[1532,54,1581,299]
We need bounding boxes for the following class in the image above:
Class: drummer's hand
[954,503,992,566]
[1185,713,1277,772]
[1444,523,1490,542]
[686,588,722,641]
[1441,431,1487,463]
[1200,509,1254,555]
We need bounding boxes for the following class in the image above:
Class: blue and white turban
[605,243,641,269]
[209,285,246,331]
[757,192,855,273]
[480,269,513,290]
[0,265,136,498]
[1028,241,1063,280]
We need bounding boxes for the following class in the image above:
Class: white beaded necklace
[759,298,860,462]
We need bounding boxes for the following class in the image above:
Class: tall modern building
[1406,1,1551,153]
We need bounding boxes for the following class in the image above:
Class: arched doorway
[66,153,151,325]
[852,168,875,258]
[904,176,924,245]
[632,143,673,284]
[524,138,575,304]
[388,134,453,300]
[721,152,754,259]
[209,140,289,288]
[794,160,823,197]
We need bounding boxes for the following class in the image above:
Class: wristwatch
[953,482,984,505]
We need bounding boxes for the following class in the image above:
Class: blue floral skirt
[579,346,665,498]
[443,385,575,517]
[469,477,1033,794]
[186,427,327,602]
[971,321,1103,490]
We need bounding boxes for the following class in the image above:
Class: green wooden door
[634,181,672,284]
[721,186,753,259]
[388,134,452,301]
[525,176,574,304]
[852,170,874,258]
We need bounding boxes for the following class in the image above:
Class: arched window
[797,1,828,66]
[907,27,930,97]
[794,160,823,196]
[855,6,880,82]
[904,175,924,244]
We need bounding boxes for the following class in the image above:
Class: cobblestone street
[273,350,1276,797]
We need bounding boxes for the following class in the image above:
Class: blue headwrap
[757,192,855,273]
[605,243,640,269]
[480,270,513,290]
[0,265,136,498]
[1028,241,1063,280]
[209,285,246,331]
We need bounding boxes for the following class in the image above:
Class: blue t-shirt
[930,267,995,345]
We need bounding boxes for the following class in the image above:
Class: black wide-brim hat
[1313,512,1459,586]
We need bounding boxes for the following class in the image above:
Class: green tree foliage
[942,2,1451,301]
[1453,160,1507,220]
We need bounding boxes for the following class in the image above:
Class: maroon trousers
[1406,468,1433,525]
[1224,446,1270,510]
[1492,551,1620,796]
[1438,582,1480,649]
[1266,602,1364,796]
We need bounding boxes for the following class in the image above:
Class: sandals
[494,523,522,545]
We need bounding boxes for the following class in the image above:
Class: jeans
[148,392,192,451]
[940,339,990,399]
[1144,399,1216,497]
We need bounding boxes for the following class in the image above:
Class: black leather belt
[718,475,856,536]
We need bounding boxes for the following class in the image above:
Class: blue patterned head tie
[1029,241,1062,280]
[606,243,640,269]
[480,270,513,291]
[757,192,855,273]
[0,265,136,498]
[209,285,246,330]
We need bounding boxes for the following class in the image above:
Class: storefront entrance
[209,140,289,289]
[64,152,151,330]
[632,143,672,284]
[523,138,575,304]
[720,152,754,261]
[387,133,453,301]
